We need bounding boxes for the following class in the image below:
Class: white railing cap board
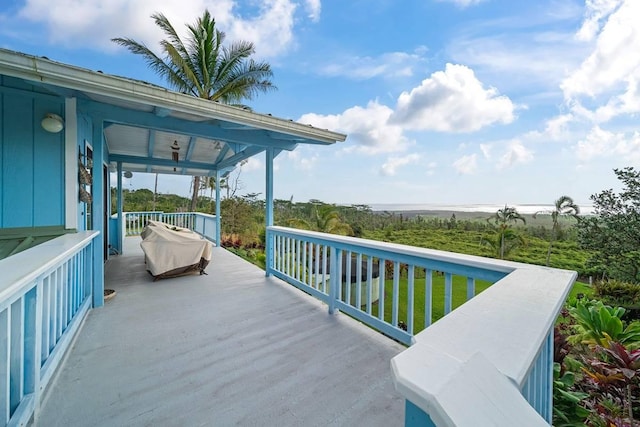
[268,226,522,275]
[0,231,98,302]
[392,350,547,426]
[391,266,576,427]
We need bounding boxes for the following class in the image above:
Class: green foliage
[594,280,640,317]
[363,228,589,273]
[578,167,640,284]
[111,188,190,214]
[553,362,591,426]
[480,228,525,259]
[568,300,640,349]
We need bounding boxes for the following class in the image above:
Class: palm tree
[534,196,580,266]
[480,228,525,259]
[486,205,526,259]
[287,205,354,236]
[112,10,276,211]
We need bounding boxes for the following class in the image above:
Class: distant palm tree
[534,195,580,266]
[287,205,354,236]
[486,205,526,259]
[480,228,525,259]
[112,10,276,211]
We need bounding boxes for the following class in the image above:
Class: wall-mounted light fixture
[41,113,64,133]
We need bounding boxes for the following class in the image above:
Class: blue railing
[266,226,575,425]
[0,231,98,426]
[266,226,511,345]
[123,212,217,244]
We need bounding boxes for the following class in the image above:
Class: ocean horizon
[368,203,594,215]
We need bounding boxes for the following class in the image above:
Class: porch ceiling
[0,48,346,177]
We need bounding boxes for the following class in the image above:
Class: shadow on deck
[37,238,405,426]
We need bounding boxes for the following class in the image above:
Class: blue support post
[215,170,221,245]
[92,120,105,308]
[265,148,274,276]
[117,161,123,254]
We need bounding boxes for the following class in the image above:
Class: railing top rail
[192,212,217,219]
[391,266,576,426]
[268,225,528,275]
[0,231,99,301]
[123,211,164,214]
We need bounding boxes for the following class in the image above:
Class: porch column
[91,120,105,308]
[265,148,274,276]
[215,170,221,245]
[117,161,123,254]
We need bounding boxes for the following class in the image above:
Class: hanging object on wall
[171,140,180,171]
[79,186,92,204]
[78,158,92,185]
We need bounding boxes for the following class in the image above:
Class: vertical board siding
[0,233,96,426]
[2,96,34,227]
[0,86,65,228]
[266,227,504,345]
[33,101,65,226]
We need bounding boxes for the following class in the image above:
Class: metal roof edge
[0,48,346,144]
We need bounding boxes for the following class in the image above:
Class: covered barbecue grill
[140,220,212,280]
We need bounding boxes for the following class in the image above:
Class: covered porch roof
[0,48,346,176]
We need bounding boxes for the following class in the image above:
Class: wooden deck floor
[36,238,406,426]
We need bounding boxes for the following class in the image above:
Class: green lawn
[360,276,592,336]
[360,275,492,335]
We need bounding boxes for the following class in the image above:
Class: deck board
[37,238,405,426]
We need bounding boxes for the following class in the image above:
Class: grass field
[360,276,592,336]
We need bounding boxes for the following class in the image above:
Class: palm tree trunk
[152,173,158,211]
[190,176,200,211]
[545,240,553,266]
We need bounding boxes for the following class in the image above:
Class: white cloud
[286,149,318,170]
[479,144,492,159]
[299,101,412,155]
[380,154,421,176]
[17,0,311,58]
[304,0,321,22]
[562,0,640,106]
[496,140,534,170]
[320,48,428,80]
[391,63,516,132]
[449,32,587,91]
[544,114,574,141]
[575,0,623,41]
[453,154,477,175]
[575,126,640,162]
[242,157,263,172]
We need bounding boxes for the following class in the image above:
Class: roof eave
[0,49,347,144]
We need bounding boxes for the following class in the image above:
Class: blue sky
[1,0,639,207]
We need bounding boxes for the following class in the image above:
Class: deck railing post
[328,248,341,315]
[265,228,274,276]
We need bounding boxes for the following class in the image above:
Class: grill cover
[140,220,212,280]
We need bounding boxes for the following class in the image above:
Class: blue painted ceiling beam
[215,145,231,164]
[216,146,265,170]
[110,154,218,171]
[181,136,197,174]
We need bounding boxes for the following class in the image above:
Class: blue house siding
[0,77,66,228]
